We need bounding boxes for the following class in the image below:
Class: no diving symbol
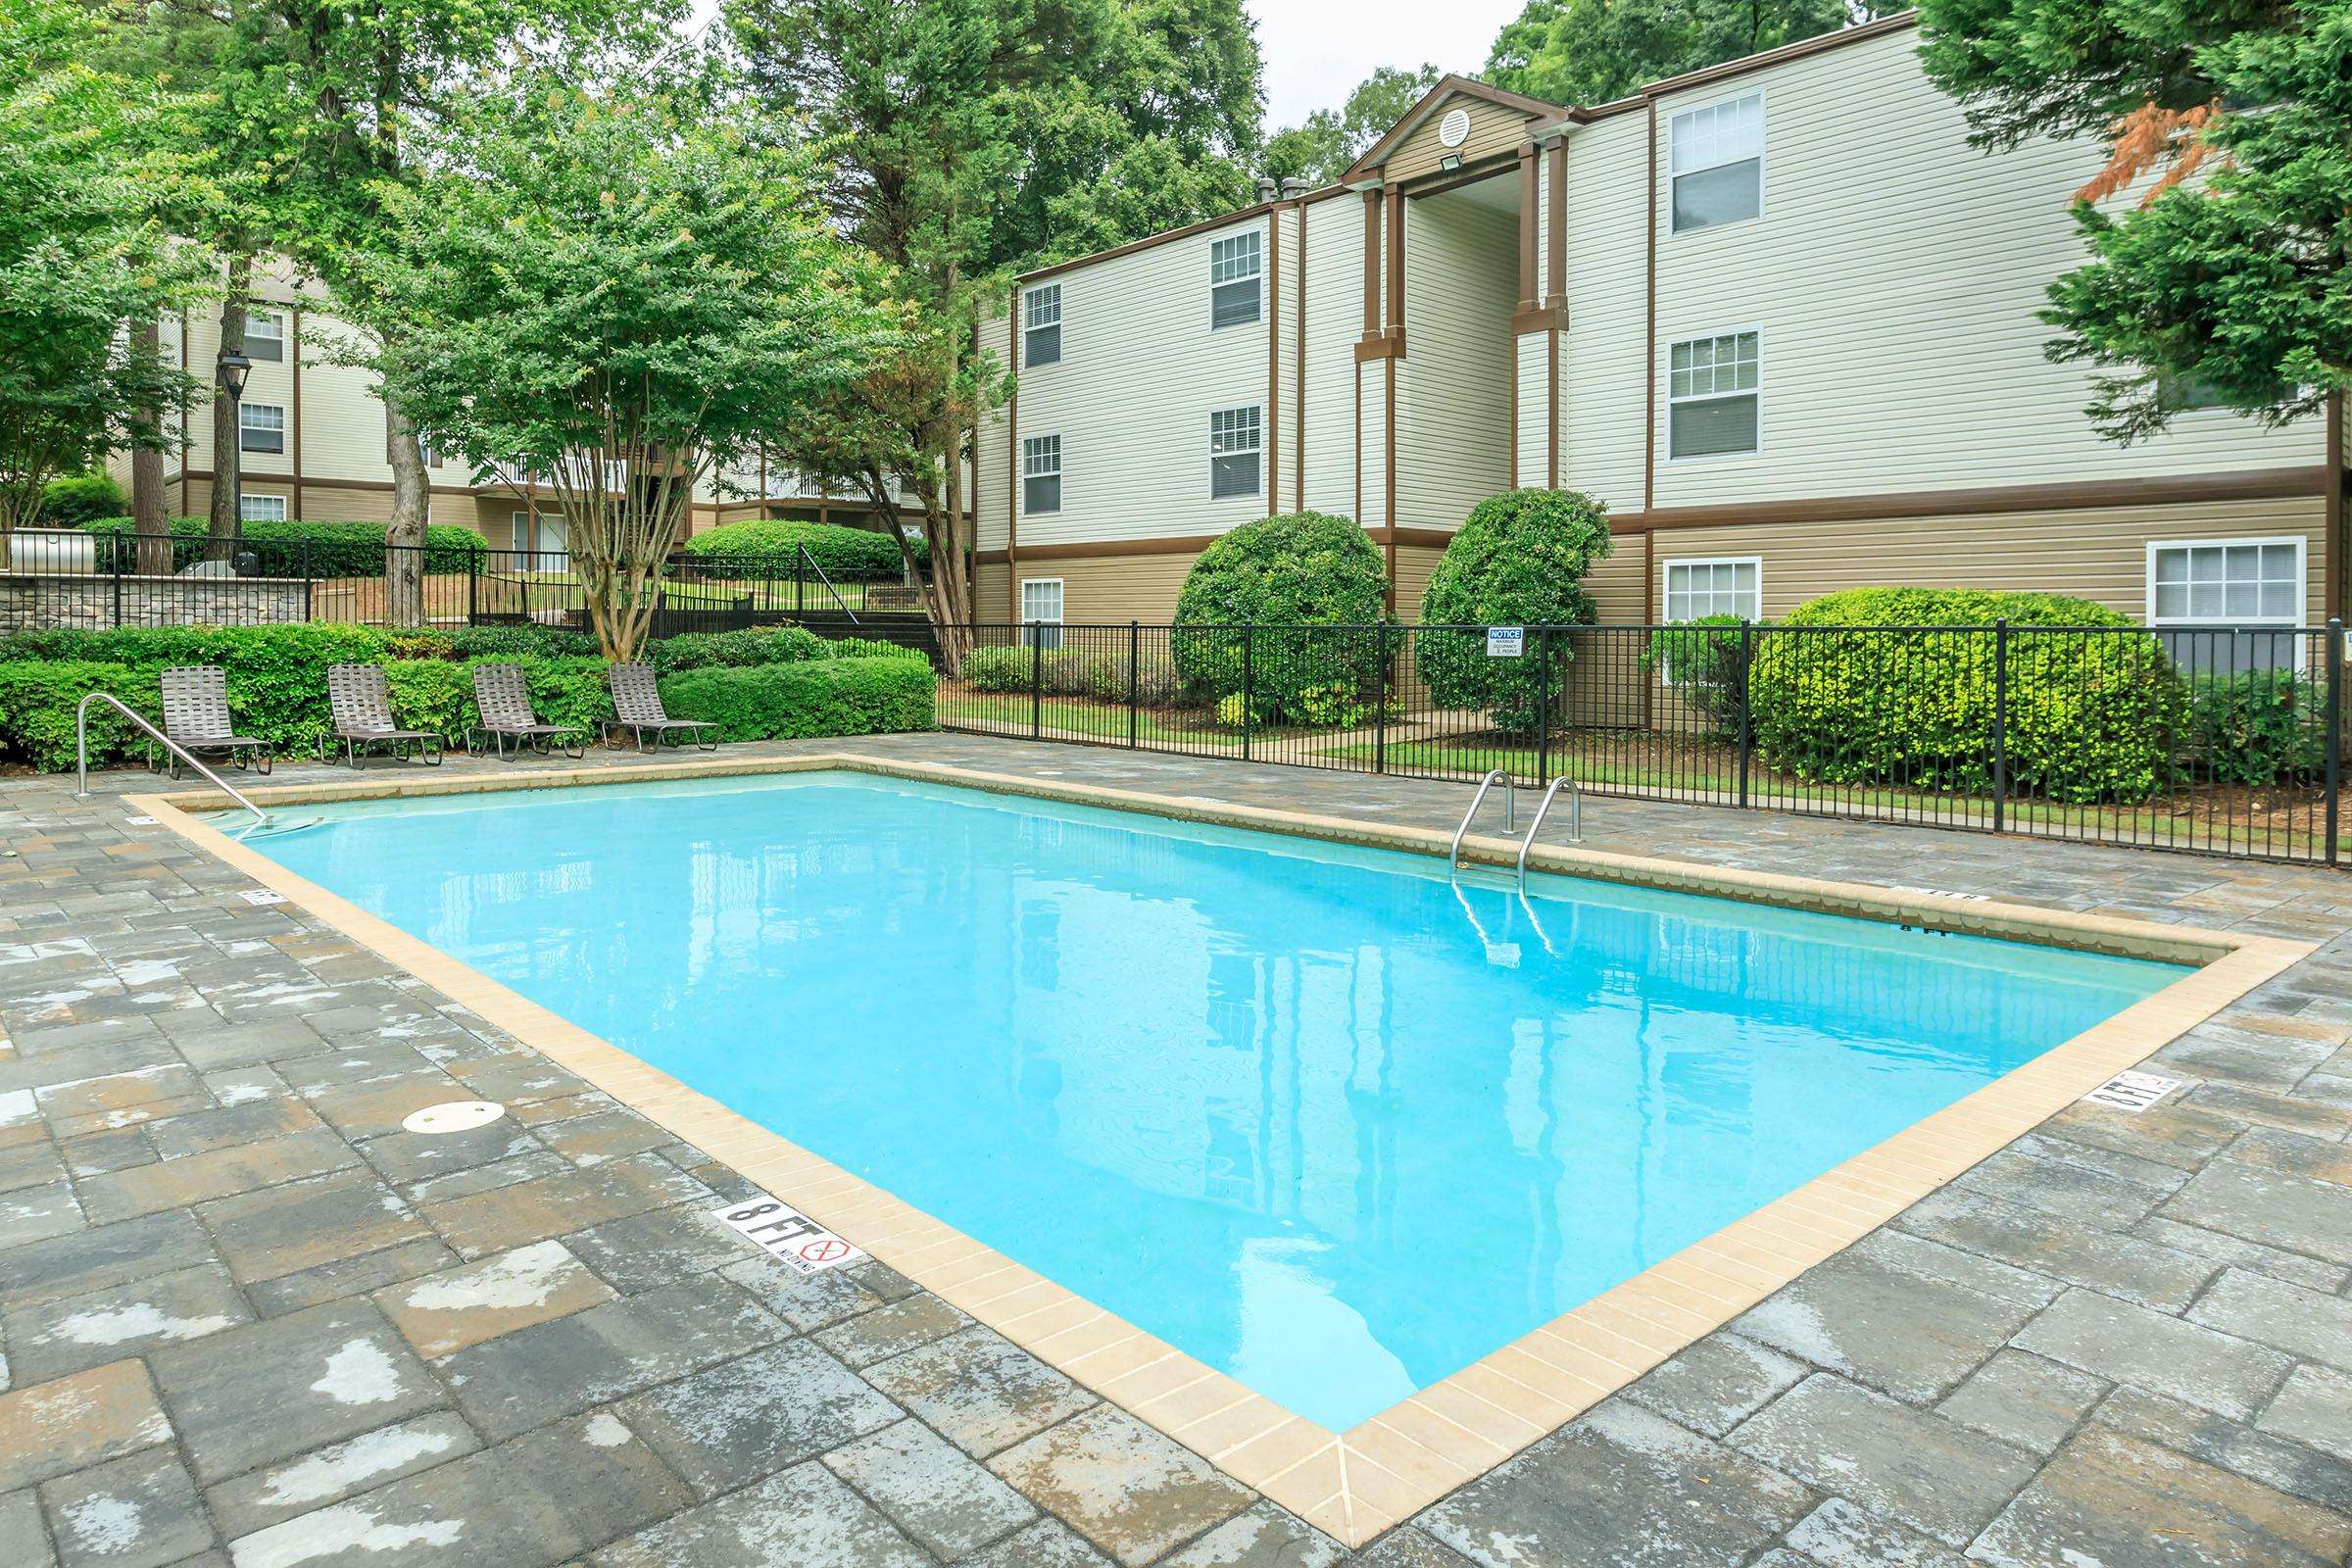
[800,1237,852,1265]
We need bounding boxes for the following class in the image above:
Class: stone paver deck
[3,732,2350,1568]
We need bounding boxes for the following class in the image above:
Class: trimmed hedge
[656,657,935,740]
[1416,489,1614,734]
[1747,588,2181,804]
[1171,512,1391,722]
[680,517,918,577]
[643,625,834,672]
[80,517,489,575]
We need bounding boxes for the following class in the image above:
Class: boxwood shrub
[1171,512,1391,721]
[1415,489,1614,734]
[79,517,488,575]
[41,472,126,525]
[656,657,936,740]
[1746,588,2182,804]
[679,518,917,577]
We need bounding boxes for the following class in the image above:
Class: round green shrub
[1171,512,1389,721]
[680,518,916,578]
[40,472,126,526]
[1414,489,1614,734]
[1747,588,2183,804]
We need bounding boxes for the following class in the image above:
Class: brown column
[2328,391,2346,621]
[1360,190,1380,337]
[1516,146,1539,312]
[1544,140,1567,306]
[1384,186,1404,342]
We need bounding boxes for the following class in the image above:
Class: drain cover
[403,1101,507,1135]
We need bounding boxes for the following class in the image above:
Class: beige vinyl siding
[1554,115,1648,511]
[1013,554,1197,623]
[1269,204,1298,513]
[1648,29,2320,508]
[1391,546,1446,620]
[1383,97,1531,184]
[1299,198,1364,519]
[1010,216,1272,549]
[976,304,1011,555]
[1357,362,1390,531]
[1515,331,1548,484]
[1648,495,2327,622]
[975,562,1010,624]
[1398,184,1518,533]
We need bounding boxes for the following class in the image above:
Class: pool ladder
[1449,770,1582,892]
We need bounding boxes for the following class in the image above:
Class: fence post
[1128,619,1140,750]
[1241,623,1253,762]
[467,554,478,627]
[301,538,314,622]
[1537,624,1551,785]
[112,549,123,628]
[797,546,807,618]
[1375,623,1389,775]
[1029,620,1043,740]
[2327,617,2343,868]
[1991,618,2009,834]
[1737,619,1753,808]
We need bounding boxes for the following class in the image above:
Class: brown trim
[1383,186,1405,343]
[1360,189,1381,339]
[2327,391,2345,621]
[1018,205,1263,288]
[1383,526,1452,549]
[1267,205,1281,517]
[1385,357,1398,607]
[1383,190,1400,602]
[1005,308,1019,621]
[1353,356,1362,529]
[1544,141,1567,305]
[1294,203,1306,514]
[1546,329,1561,489]
[1394,152,1520,201]
[289,310,305,522]
[1511,306,1567,335]
[1642,11,1920,101]
[1339,74,1565,185]
[1607,467,2334,534]
[1354,334,1407,362]
[1642,103,1659,513]
[976,522,1454,567]
[1516,145,1539,311]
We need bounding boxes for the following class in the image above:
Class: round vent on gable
[1438,108,1472,148]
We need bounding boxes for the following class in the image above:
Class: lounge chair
[156,665,272,778]
[319,663,444,766]
[466,662,588,760]
[607,662,719,754]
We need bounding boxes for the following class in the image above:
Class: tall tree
[336,77,893,661]
[0,0,209,560]
[725,0,1267,662]
[1917,0,2346,441]
[1263,64,1444,188]
[1485,0,1887,107]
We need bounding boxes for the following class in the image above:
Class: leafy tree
[724,0,1267,667]
[1263,65,1444,187]
[1919,0,2349,442]
[1416,489,1614,733]
[332,80,895,662]
[0,0,209,557]
[1485,0,1886,107]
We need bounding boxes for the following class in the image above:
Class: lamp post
[215,348,252,571]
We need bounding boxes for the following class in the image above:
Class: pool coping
[124,752,2313,1547]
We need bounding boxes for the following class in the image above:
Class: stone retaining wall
[0,572,309,632]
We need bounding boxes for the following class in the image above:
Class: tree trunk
[384,403,429,626]
[131,318,169,577]
[207,254,251,563]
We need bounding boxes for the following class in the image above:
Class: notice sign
[1487,626,1525,659]
[714,1196,863,1274]
[2082,1070,2180,1114]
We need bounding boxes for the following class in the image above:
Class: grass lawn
[942,690,1237,748]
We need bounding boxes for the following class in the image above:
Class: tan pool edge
[126,754,2310,1547]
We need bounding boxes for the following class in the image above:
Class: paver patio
[2,732,2349,1567]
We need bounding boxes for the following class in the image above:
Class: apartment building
[122,268,898,552]
[976,13,2349,639]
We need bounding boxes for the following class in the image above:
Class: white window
[1209,232,1261,329]
[1209,405,1261,499]
[1021,435,1060,514]
[2148,536,2305,672]
[238,493,287,523]
[1021,577,1063,650]
[1024,285,1061,368]
[1668,331,1760,459]
[1664,558,1760,622]
[245,308,286,363]
[1670,92,1763,232]
[238,403,284,455]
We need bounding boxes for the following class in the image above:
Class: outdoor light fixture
[217,347,252,544]
[216,347,251,401]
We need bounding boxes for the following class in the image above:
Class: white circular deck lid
[403,1100,507,1135]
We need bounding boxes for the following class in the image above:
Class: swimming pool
[249,769,2181,1432]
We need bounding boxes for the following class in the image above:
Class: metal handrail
[1518,775,1583,888]
[797,544,859,625]
[1448,768,1515,869]
[74,693,269,831]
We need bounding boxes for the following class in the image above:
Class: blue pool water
[249,772,2180,1430]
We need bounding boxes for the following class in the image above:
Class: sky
[1247,0,1526,129]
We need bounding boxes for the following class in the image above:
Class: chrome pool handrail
[1517,775,1582,888]
[74,692,270,831]
[1449,768,1515,869]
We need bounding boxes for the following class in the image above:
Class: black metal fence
[2,530,930,635]
[938,619,2351,866]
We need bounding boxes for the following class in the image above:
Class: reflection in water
[282,774,2177,1430]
